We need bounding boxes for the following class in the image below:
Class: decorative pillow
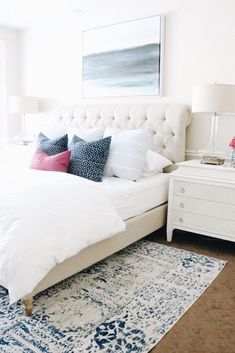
[37,132,68,156]
[30,149,71,173]
[142,150,172,177]
[103,128,151,181]
[67,127,104,143]
[70,134,83,145]
[68,136,111,182]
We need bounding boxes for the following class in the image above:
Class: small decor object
[192,83,235,164]
[82,15,164,98]
[229,136,235,167]
[200,156,225,165]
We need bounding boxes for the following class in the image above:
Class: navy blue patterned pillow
[68,135,111,182]
[37,132,68,156]
[70,134,82,145]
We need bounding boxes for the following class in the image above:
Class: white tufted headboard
[52,104,191,165]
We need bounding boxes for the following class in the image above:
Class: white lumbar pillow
[67,127,104,142]
[142,150,172,177]
[103,128,151,181]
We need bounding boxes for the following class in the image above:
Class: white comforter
[0,170,125,304]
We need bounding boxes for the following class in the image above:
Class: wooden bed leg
[166,226,173,242]
[22,296,33,317]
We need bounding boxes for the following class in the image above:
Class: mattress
[101,173,169,220]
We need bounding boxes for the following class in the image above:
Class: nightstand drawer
[174,180,235,205]
[173,210,235,237]
[173,196,235,221]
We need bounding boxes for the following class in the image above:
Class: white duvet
[0,170,125,304]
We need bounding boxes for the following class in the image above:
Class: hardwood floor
[146,228,235,353]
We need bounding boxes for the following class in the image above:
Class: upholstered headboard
[52,104,191,165]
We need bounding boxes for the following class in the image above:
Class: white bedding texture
[0,170,125,304]
[102,173,169,220]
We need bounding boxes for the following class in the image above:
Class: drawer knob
[179,203,184,208]
[178,217,183,223]
[180,188,185,194]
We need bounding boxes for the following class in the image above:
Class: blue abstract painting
[82,16,163,98]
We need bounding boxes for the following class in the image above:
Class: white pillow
[142,150,172,177]
[103,128,151,181]
[35,125,67,140]
[67,127,104,142]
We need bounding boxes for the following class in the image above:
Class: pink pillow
[30,149,71,173]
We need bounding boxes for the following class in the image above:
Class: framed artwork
[82,15,164,98]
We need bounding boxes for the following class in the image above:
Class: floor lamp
[9,96,39,144]
[192,83,235,164]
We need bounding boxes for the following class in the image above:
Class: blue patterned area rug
[0,240,225,353]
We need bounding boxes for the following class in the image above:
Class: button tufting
[56,107,182,160]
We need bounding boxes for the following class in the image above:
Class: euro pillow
[67,127,104,143]
[39,125,67,140]
[30,149,71,173]
[68,135,111,182]
[103,128,151,181]
[37,132,68,156]
[142,150,172,177]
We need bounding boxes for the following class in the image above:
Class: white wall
[0,26,22,138]
[21,0,235,157]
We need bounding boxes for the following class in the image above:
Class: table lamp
[8,96,39,144]
[192,83,235,164]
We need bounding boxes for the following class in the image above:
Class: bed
[0,103,190,315]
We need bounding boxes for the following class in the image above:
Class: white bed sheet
[101,173,169,221]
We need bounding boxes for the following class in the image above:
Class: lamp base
[199,112,221,165]
[200,155,225,165]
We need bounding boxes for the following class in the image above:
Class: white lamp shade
[192,84,235,114]
[9,96,39,114]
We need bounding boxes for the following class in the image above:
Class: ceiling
[0,0,90,29]
[0,0,148,30]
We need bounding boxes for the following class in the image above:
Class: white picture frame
[82,15,164,98]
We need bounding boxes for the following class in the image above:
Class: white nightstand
[167,160,235,243]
